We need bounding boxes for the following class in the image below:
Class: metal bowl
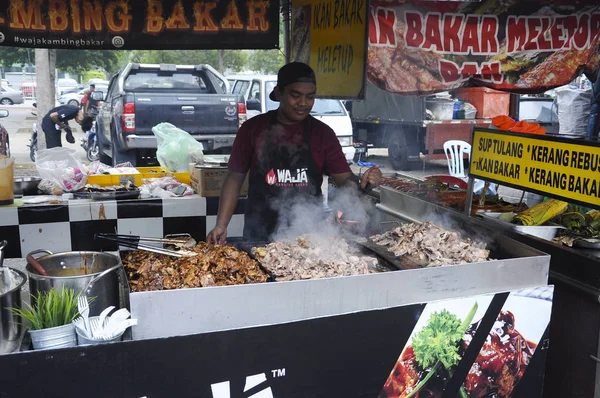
[0,267,27,354]
[14,177,41,196]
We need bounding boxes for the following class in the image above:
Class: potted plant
[11,287,79,350]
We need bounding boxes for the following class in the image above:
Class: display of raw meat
[369,222,489,266]
[123,243,269,292]
[252,235,386,281]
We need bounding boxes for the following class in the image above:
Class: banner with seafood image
[368,0,600,95]
[380,287,554,398]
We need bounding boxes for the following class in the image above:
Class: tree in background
[0,48,121,79]
[56,49,120,77]
[0,48,32,66]
[247,18,285,74]
[248,49,284,74]
[82,70,106,82]
[35,49,56,151]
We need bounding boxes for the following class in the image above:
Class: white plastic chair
[443,140,471,178]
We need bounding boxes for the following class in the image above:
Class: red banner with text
[368,0,600,95]
[0,0,279,50]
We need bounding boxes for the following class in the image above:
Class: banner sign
[291,0,368,99]
[0,287,553,397]
[0,0,279,50]
[368,1,600,95]
[470,129,600,209]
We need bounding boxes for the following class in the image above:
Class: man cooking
[42,104,93,149]
[207,62,382,244]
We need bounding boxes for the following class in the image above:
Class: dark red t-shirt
[228,111,351,176]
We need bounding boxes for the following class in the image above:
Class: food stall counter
[0,194,247,258]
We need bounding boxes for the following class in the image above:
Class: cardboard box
[189,164,248,197]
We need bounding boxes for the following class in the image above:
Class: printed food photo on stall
[367,1,600,95]
[380,288,553,398]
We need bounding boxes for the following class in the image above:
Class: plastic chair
[443,140,471,178]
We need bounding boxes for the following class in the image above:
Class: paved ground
[3,100,88,176]
[4,103,528,203]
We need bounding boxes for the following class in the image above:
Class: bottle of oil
[0,156,14,205]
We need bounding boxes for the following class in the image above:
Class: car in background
[58,84,108,107]
[56,78,79,96]
[227,74,356,162]
[0,86,24,105]
[0,109,9,156]
[87,79,109,85]
[63,80,110,97]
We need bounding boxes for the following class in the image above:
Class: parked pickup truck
[94,63,246,166]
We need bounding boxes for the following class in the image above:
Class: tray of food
[479,212,565,241]
[358,221,491,269]
[238,234,394,282]
[87,166,190,187]
[121,242,270,292]
[478,199,577,242]
[89,189,140,201]
[552,209,600,248]
[75,184,140,201]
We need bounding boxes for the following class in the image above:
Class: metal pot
[0,240,27,354]
[13,177,41,196]
[26,250,124,317]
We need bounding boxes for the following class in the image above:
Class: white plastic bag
[556,86,592,135]
[35,147,87,192]
[152,123,204,172]
[139,176,194,198]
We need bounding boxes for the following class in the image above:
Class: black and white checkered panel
[0,196,247,258]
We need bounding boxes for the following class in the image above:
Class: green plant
[406,302,479,398]
[11,288,80,330]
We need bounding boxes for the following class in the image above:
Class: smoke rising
[269,181,375,243]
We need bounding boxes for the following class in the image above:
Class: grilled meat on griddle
[123,243,268,292]
[370,222,489,266]
[253,235,384,281]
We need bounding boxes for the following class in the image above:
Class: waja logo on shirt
[265,168,308,187]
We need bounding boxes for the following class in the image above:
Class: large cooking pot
[26,250,124,317]
[0,241,27,354]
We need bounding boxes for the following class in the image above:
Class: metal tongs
[95,233,198,258]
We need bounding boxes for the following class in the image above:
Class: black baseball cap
[269,62,316,101]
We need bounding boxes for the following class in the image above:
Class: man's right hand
[207,225,228,245]
[64,126,75,144]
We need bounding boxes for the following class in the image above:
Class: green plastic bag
[152,123,204,172]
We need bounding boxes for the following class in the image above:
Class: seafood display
[123,243,269,292]
[252,235,386,281]
[369,222,490,267]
